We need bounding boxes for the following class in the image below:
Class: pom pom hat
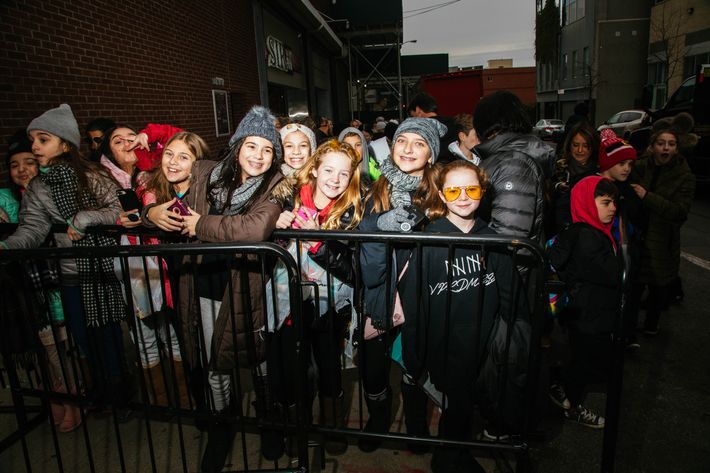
[599,129,636,172]
[229,106,282,161]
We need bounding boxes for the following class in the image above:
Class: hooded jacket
[399,217,523,390]
[475,132,555,241]
[549,176,622,334]
[447,141,481,165]
[338,127,377,187]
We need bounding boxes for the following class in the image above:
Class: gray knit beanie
[27,103,81,149]
[279,122,317,152]
[392,117,447,163]
[229,106,282,161]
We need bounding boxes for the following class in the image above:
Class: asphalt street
[533,191,710,473]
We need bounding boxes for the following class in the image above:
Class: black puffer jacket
[475,133,555,241]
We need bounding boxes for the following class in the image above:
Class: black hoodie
[399,216,524,391]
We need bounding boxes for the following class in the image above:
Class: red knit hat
[599,129,636,171]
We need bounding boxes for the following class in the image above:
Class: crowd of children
[0,97,697,473]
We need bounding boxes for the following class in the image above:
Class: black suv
[629,65,710,183]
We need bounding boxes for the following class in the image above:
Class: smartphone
[292,206,318,229]
[117,189,142,222]
[167,198,191,216]
[401,204,428,232]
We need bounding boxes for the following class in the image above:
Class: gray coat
[1,172,121,278]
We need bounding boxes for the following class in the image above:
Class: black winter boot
[400,380,430,454]
[357,388,392,453]
[320,391,349,455]
[200,407,237,473]
[253,375,285,461]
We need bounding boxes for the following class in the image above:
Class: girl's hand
[292,209,319,230]
[118,210,142,228]
[630,183,647,200]
[127,132,149,151]
[180,207,201,237]
[67,225,84,241]
[147,198,184,232]
[275,210,296,229]
[293,209,320,247]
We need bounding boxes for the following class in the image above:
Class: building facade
[0,0,349,181]
[536,0,651,125]
[647,0,710,109]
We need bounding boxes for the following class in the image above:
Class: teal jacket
[0,188,19,223]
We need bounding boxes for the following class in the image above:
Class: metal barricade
[273,229,548,473]
[0,227,309,473]
[0,224,626,472]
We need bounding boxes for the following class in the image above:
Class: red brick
[0,0,260,176]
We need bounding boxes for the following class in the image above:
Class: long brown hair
[207,137,281,213]
[561,122,599,164]
[428,160,489,220]
[366,144,440,214]
[144,132,210,203]
[46,142,113,208]
[293,139,363,230]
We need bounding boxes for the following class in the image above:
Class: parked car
[628,66,710,183]
[533,119,564,141]
[597,110,650,138]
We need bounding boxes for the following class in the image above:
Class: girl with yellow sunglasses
[399,160,523,472]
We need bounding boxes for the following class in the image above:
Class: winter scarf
[566,157,597,180]
[39,163,125,327]
[208,160,265,215]
[281,163,297,177]
[379,157,422,208]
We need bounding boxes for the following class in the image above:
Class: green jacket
[0,188,19,223]
[632,154,695,285]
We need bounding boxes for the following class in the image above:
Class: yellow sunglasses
[442,185,483,202]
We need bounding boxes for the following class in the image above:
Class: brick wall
[0,0,261,183]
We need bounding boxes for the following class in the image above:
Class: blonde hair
[428,160,489,220]
[293,139,363,230]
[145,132,210,203]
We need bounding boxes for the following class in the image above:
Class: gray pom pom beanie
[27,104,81,149]
[392,117,447,163]
[229,106,282,161]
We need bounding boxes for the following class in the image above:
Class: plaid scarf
[25,258,60,327]
[40,163,125,327]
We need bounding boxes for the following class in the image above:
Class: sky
[401,0,536,68]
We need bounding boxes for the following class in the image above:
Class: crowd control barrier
[0,224,625,472]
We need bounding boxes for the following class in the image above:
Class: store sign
[266,35,294,73]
